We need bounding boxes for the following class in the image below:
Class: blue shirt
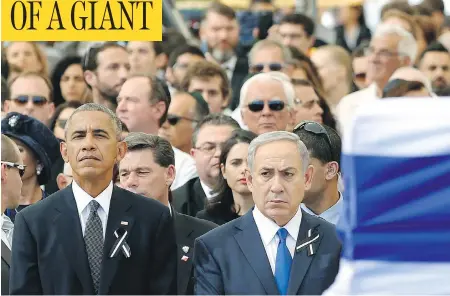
[301,192,344,225]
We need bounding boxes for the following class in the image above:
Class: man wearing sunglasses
[293,121,343,225]
[159,92,210,154]
[238,72,295,135]
[1,135,25,295]
[4,72,55,126]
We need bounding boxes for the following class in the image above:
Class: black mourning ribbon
[109,228,131,258]
[295,228,320,256]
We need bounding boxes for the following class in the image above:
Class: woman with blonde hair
[5,42,49,77]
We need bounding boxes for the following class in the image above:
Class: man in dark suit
[194,131,341,295]
[10,103,177,295]
[118,132,217,294]
[1,135,24,295]
[172,114,240,216]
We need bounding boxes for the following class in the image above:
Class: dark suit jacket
[172,178,207,217]
[2,241,11,295]
[229,55,249,111]
[10,185,177,295]
[194,209,341,295]
[172,208,217,295]
[335,25,372,53]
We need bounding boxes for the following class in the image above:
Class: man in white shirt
[294,121,344,225]
[194,131,341,295]
[116,74,198,190]
[336,24,417,133]
[1,135,24,295]
[10,103,177,295]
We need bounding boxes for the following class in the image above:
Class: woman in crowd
[49,101,83,141]
[336,4,372,53]
[51,56,90,107]
[5,42,48,77]
[1,112,60,221]
[196,129,257,225]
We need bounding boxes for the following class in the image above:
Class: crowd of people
[1,0,448,294]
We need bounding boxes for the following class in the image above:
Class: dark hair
[382,79,428,98]
[83,42,127,72]
[189,92,210,122]
[414,15,438,46]
[418,42,449,64]
[350,5,367,26]
[293,123,341,168]
[49,101,83,133]
[160,29,188,60]
[204,1,236,21]
[1,77,9,109]
[1,55,9,80]
[181,60,231,102]
[123,132,175,201]
[421,0,445,13]
[279,13,315,37]
[380,2,414,17]
[168,45,205,68]
[51,56,83,107]
[192,114,240,147]
[413,4,433,16]
[352,40,370,58]
[207,129,257,215]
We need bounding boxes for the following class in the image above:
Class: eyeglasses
[247,100,285,112]
[293,121,333,158]
[167,114,198,126]
[291,78,311,86]
[194,142,223,154]
[364,47,402,58]
[250,63,284,73]
[56,119,68,129]
[12,95,48,106]
[1,161,26,177]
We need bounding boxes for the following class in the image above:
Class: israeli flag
[325,98,450,295]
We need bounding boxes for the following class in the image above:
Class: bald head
[390,67,433,92]
[1,134,21,163]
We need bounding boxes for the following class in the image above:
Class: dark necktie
[84,200,104,294]
[275,228,292,295]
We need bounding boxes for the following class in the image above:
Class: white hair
[247,131,310,174]
[374,24,418,65]
[239,72,295,109]
[249,39,293,65]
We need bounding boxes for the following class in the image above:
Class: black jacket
[172,178,207,217]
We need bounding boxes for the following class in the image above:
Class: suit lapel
[54,185,94,294]
[287,211,323,295]
[99,186,134,295]
[1,241,11,266]
[173,211,195,294]
[234,212,279,295]
[192,178,206,212]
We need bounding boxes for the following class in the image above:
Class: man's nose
[124,172,139,188]
[81,134,96,150]
[270,174,284,193]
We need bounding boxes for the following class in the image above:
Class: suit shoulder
[17,188,66,218]
[304,212,339,241]
[172,177,198,195]
[117,187,168,212]
[197,216,241,244]
[178,213,218,232]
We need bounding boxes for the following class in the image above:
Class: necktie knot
[89,200,100,213]
[277,228,288,242]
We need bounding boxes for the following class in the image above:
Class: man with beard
[199,2,249,111]
[418,42,450,93]
[83,42,130,111]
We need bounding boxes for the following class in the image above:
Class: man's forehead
[121,149,156,167]
[98,47,128,62]
[69,111,115,131]
[11,76,48,91]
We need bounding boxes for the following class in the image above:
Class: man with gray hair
[194,131,341,295]
[336,24,417,133]
[232,71,295,135]
[11,103,177,295]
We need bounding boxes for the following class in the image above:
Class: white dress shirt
[253,206,302,274]
[200,180,217,200]
[172,147,198,190]
[231,107,247,130]
[1,214,13,250]
[221,55,238,82]
[301,193,344,225]
[72,181,113,239]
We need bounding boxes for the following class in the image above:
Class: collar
[200,180,218,199]
[72,181,113,216]
[253,205,302,246]
[301,192,344,225]
[221,55,237,72]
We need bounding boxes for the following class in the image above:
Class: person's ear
[60,141,69,163]
[1,164,8,183]
[166,165,176,187]
[245,169,253,192]
[155,53,167,70]
[220,163,226,179]
[56,173,68,190]
[304,164,314,191]
[325,161,339,181]
[84,70,96,88]
[115,141,128,163]
[153,101,167,125]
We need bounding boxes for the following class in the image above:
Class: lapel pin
[181,255,189,262]
[182,246,189,253]
[121,221,129,226]
[296,228,320,256]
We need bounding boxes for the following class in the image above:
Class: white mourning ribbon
[296,228,320,256]
[109,230,131,258]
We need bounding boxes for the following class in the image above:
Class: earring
[36,164,43,175]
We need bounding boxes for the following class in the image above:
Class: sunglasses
[293,121,333,157]
[247,100,285,112]
[1,161,26,177]
[12,95,48,106]
[167,114,198,126]
[250,63,284,73]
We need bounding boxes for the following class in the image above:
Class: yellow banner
[1,0,162,41]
